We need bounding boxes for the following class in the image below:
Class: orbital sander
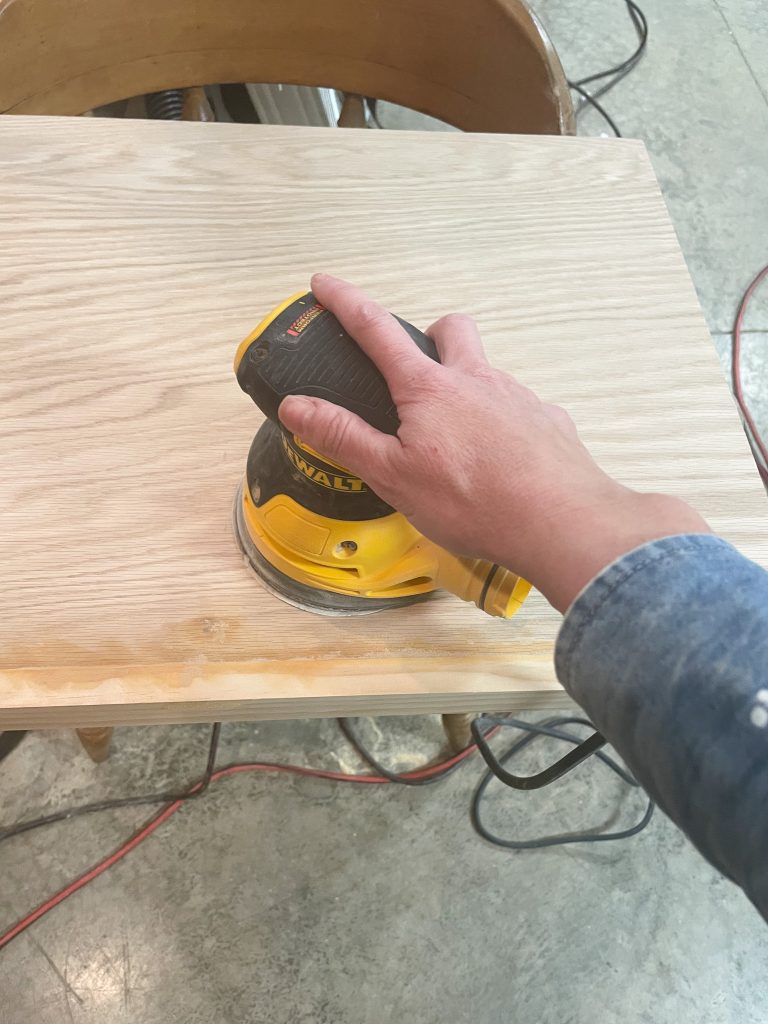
[233,292,531,618]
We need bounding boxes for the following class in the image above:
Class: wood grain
[0,116,764,728]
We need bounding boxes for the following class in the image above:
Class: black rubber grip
[236,292,439,434]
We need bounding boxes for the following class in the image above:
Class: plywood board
[0,115,764,728]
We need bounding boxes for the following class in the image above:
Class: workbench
[1,115,764,730]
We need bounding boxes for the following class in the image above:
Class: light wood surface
[0,115,764,728]
[0,0,572,134]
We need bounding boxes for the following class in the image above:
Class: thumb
[278,395,398,478]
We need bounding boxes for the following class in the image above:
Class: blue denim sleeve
[555,534,768,921]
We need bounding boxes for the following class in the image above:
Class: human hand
[279,274,709,612]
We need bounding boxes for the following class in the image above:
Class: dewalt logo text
[283,436,366,492]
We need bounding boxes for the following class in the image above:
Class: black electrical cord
[470,715,654,849]
[572,0,648,92]
[0,723,221,845]
[567,0,649,137]
[471,715,607,790]
[337,717,465,785]
[569,82,624,137]
[340,715,654,850]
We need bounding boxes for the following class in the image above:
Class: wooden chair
[0,0,573,760]
[0,0,573,131]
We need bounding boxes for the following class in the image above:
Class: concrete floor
[2,1,768,1020]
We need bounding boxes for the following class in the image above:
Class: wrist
[507,487,710,613]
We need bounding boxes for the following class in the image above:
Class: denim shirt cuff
[554,533,734,694]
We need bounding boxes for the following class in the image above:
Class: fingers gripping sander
[233,292,531,617]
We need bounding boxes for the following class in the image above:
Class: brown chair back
[0,0,573,133]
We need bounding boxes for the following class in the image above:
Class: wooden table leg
[442,712,475,753]
[182,86,215,122]
[76,726,113,763]
[338,93,368,128]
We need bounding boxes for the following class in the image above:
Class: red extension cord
[732,263,768,483]
[0,738,485,950]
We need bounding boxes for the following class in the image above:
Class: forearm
[555,534,768,921]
